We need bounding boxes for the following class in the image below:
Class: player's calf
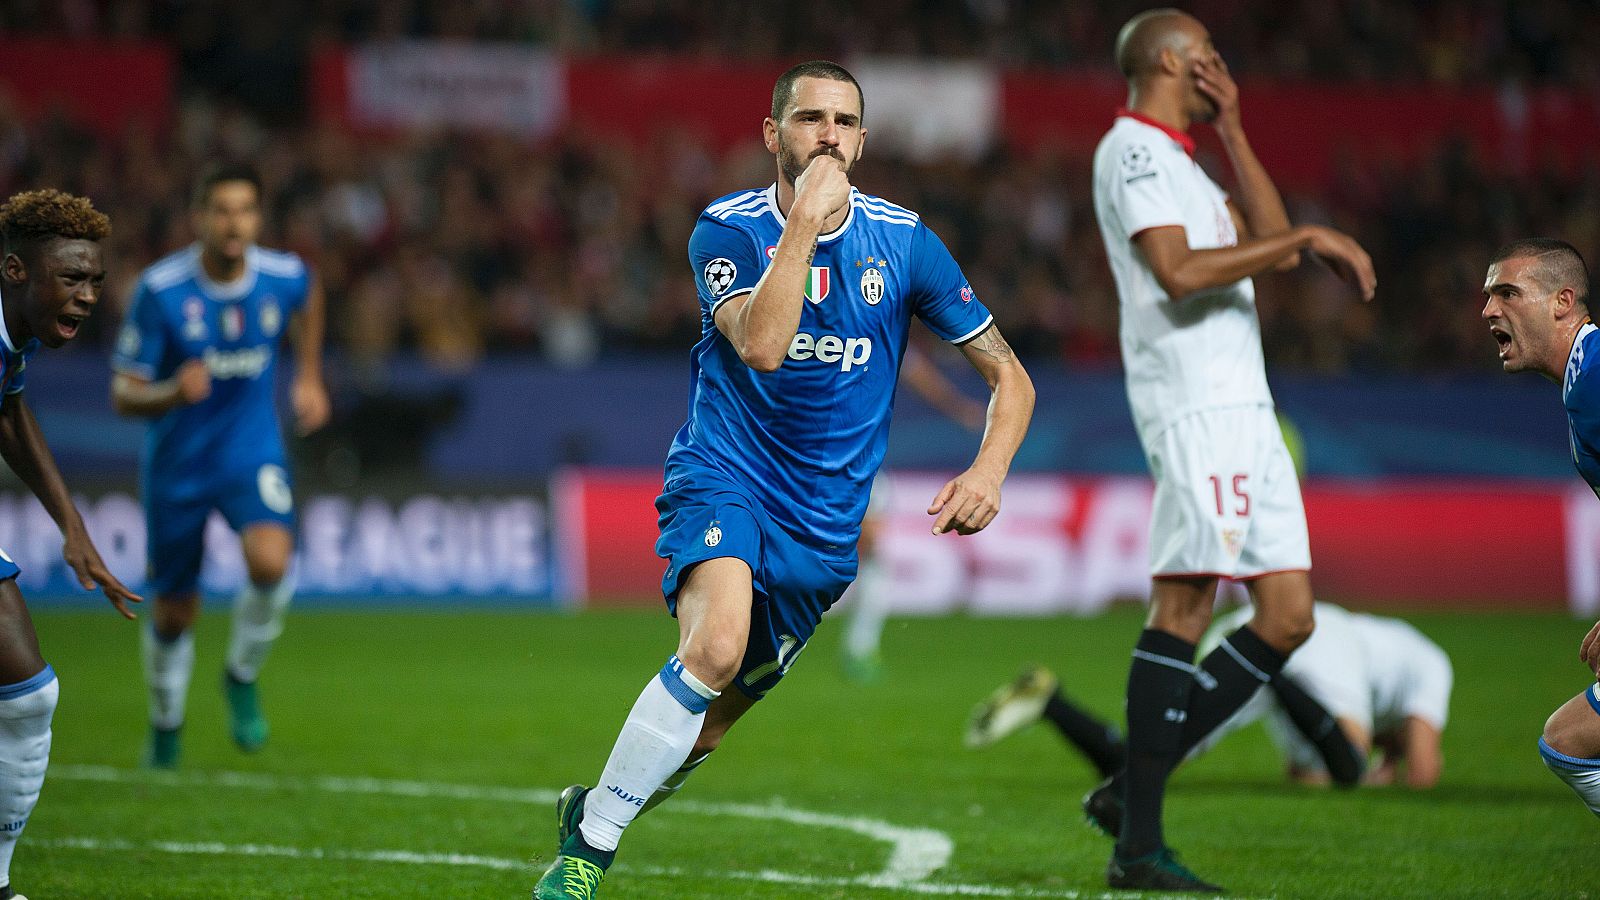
[0,667,57,895]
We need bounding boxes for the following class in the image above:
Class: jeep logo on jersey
[804,267,830,304]
[704,258,737,296]
[203,346,271,380]
[787,331,872,372]
[860,267,884,305]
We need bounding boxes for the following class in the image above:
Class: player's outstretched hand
[176,357,212,405]
[62,528,142,620]
[928,466,1002,536]
[791,154,852,227]
[293,375,331,436]
[1303,225,1377,302]
[1581,619,1600,678]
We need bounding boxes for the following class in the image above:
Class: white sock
[843,558,888,661]
[639,750,712,815]
[0,667,58,888]
[141,625,194,731]
[1540,737,1600,818]
[226,577,294,683]
[579,657,718,852]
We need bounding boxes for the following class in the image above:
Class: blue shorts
[655,466,856,700]
[146,463,296,595]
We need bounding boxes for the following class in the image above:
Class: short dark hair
[1491,237,1590,306]
[192,162,263,209]
[0,189,111,257]
[771,60,863,122]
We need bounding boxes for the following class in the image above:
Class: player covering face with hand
[1088,8,1376,892]
[534,60,1035,899]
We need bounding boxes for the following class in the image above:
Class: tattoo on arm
[806,240,818,265]
[970,327,1014,363]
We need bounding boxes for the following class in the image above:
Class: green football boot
[223,670,268,752]
[1107,847,1223,893]
[532,853,606,899]
[556,784,590,848]
[143,725,181,770]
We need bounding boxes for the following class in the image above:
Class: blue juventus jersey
[1565,322,1600,497]
[672,184,994,552]
[113,245,310,497]
[0,301,38,398]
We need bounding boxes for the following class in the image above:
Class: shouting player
[534,60,1036,898]
[1090,9,1375,891]
[111,163,329,768]
[0,189,141,900]
[1480,238,1600,819]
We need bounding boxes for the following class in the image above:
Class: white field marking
[51,765,951,885]
[39,835,1160,899]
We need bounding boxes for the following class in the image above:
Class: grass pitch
[19,604,1597,898]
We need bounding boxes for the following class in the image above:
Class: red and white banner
[318,41,564,135]
[555,468,1585,614]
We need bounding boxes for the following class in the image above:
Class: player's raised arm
[928,325,1035,536]
[715,156,851,372]
[288,273,329,435]
[0,393,140,617]
[1193,52,1293,271]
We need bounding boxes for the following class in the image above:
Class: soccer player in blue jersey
[0,189,141,900]
[534,60,1036,898]
[1481,238,1600,819]
[110,164,328,768]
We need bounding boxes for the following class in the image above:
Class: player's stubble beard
[777,139,853,187]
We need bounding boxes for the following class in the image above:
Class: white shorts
[1143,405,1310,579]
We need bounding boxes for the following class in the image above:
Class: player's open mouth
[1491,327,1511,355]
[56,313,85,338]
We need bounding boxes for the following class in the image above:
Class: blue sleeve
[3,348,31,395]
[908,222,994,344]
[688,216,764,319]
[112,279,167,380]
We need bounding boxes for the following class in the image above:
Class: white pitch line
[38,835,1142,898]
[52,765,951,886]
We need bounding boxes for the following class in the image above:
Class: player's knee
[0,670,57,722]
[245,555,289,588]
[1255,607,1315,652]
[154,594,199,638]
[677,637,744,690]
[1542,704,1594,758]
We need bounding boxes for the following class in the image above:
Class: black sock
[1270,674,1366,786]
[1177,625,1287,755]
[1116,629,1197,859]
[1043,691,1126,779]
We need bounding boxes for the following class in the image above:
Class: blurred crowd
[7,1,1600,88]
[0,2,1597,375]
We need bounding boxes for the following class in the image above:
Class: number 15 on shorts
[1208,474,1250,517]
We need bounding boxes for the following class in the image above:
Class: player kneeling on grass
[0,190,143,900]
[533,60,1035,899]
[967,601,1451,801]
[1480,238,1600,819]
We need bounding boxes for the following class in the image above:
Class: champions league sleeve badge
[704,258,737,296]
[860,267,884,305]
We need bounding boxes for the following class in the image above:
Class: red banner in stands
[0,39,173,136]
[311,49,1600,188]
[555,468,1580,613]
